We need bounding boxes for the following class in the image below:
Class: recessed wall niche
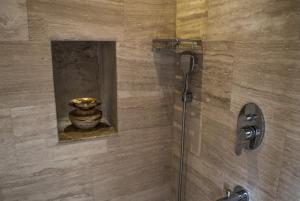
[51,41,117,142]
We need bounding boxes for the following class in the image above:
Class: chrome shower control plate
[236,103,265,155]
[216,186,249,201]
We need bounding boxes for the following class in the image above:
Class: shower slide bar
[152,39,202,54]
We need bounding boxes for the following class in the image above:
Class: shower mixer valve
[216,186,249,201]
[239,126,261,143]
[236,103,265,155]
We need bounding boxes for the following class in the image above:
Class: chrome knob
[240,126,256,141]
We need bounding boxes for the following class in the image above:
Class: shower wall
[0,0,176,201]
[175,0,300,201]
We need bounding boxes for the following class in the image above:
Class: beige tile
[0,0,176,200]
[176,0,208,39]
[175,0,300,199]
[124,0,176,42]
[277,134,300,201]
[27,0,125,41]
[111,183,171,201]
[0,108,17,174]
[207,0,300,41]
[0,42,54,108]
[0,0,29,41]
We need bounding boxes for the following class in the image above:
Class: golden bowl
[69,97,100,110]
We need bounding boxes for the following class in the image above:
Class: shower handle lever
[216,186,249,201]
[240,126,258,141]
[239,126,262,149]
[236,103,265,155]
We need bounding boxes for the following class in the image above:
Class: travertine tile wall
[0,0,29,41]
[175,0,300,201]
[2,0,299,200]
[0,0,176,200]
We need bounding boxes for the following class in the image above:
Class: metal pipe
[177,73,190,201]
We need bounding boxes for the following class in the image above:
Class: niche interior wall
[51,41,117,142]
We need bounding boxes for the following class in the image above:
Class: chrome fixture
[152,39,202,54]
[236,103,265,155]
[153,38,202,201]
[216,186,249,201]
[177,53,195,201]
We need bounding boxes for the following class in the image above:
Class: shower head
[179,53,196,75]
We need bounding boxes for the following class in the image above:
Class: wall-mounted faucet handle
[245,114,258,121]
[236,103,265,155]
[226,189,232,198]
[239,126,256,141]
[216,186,249,201]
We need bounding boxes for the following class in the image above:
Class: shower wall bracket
[236,103,265,155]
[152,39,202,54]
